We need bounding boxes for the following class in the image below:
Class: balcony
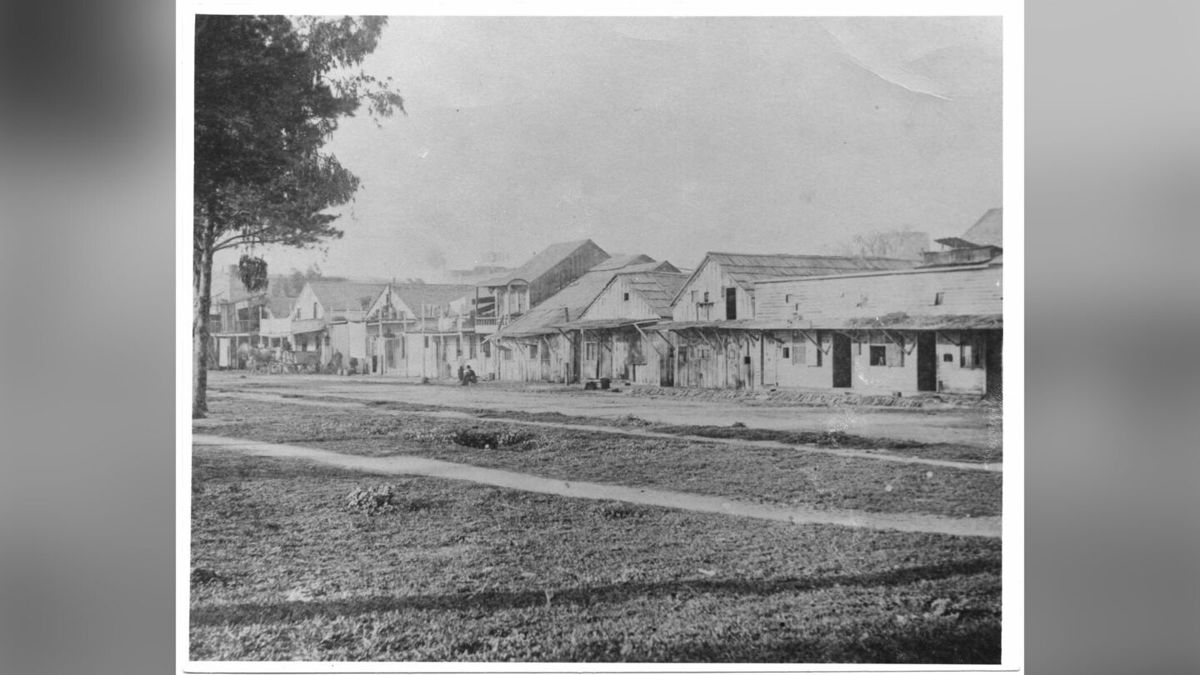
[473,314,519,334]
[210,318,260,335]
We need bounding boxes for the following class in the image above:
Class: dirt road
[209,372,1000,448]
[194,434,1001,538]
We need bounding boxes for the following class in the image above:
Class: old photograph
[186,8,1017,669]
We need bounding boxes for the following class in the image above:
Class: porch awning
[653,319,791,331]
[288,318,327,335]
[554,318,659,331]
[838,313,1003,330]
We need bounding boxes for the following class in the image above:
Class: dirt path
[193,434,1001,539]
[209,372,998,447]
[212,390,1001,473]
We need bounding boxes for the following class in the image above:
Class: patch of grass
[198,398,1000,518]
[191,450,1001,663]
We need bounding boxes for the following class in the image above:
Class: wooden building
[753,255,1002,396]
[663,253,915,389]
[289,281,386,366]
[358,283,476,378]
[491,255,669,382]
[558,266,686,385]
[474,240,610,337]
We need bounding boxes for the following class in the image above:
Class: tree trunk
[193,213,216,418]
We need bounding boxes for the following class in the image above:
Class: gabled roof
[672,252,916,305]
[586,269,688,319]
[937,208,1002,249]
[497,258,669,337]
[386,283,473,312]
[265,295,295,319]
[588,253,654,271]
[478,239,607,287]
[307,281,388,312]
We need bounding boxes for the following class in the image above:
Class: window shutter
[887,342,902,367]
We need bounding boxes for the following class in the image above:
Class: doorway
[917,332,937,392]
[832,333,852,388]
[985,331,1003,399]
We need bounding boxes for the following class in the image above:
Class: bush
[344,484,403,515]
[450,427,533,450]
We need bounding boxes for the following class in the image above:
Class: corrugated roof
[672,252,916,305]
[711,253,915,286]
[497,258,668,337]
[478,239,607,286]
[308,281,388,312]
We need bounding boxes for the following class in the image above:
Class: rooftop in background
[598,269,689,318]
[936,208,1002,249]
[386,283,474,311]
[499,258,678,337]
[478,239,606,287]
[684,253,917,300]
[307,280,389,311]
[926,208,1003,266]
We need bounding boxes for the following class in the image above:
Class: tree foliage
[192,15,402,417]
[194,15,404,254]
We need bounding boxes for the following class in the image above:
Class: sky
[213,16,1002,282]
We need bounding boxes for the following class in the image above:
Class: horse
[237,344,277,373]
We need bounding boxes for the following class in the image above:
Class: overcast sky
[214,16,1002,281]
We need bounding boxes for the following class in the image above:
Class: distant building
[559,265,688,385]
[491,255,675,382]
[474,240,610,335]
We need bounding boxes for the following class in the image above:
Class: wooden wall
[584,276,660,322]
[530,241,609,308]
[756,264,1002,325]
[671,260,753,322]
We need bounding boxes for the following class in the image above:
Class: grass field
[198,397,1000,518]
[190,450,1001,663]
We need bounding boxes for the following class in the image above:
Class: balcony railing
[211,318,260,334]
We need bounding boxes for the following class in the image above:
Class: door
[761,335,778,386]
[832,333,852,388]
[985,330,1002,399]
[917,332,937,392]
[662,344,674,386]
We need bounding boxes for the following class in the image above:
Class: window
[503,347,512,360]
[960,335,985,369]
[482,341,491,358]
[869,345,887,366]
[943,353,954,363]
[623,292,630,301]
[934,292,945,306]
[423,336,429,348]
[312,302,318,319]
[782,346,791,359]
[584,342,598,360]
[725,287,737,320]
[530,344,538,359]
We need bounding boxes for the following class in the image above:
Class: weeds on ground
[190,450,1002,663]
